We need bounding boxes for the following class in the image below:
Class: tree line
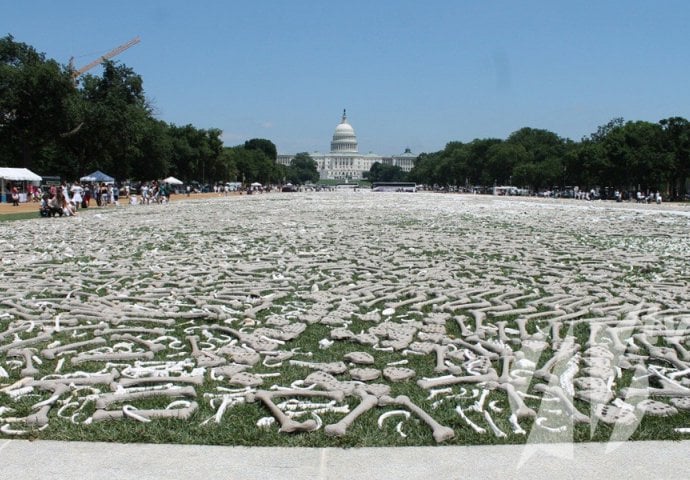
[3,36,688,197]
[396,118,689,200]
[0,35,318,186]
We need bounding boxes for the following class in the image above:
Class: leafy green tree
[590,117,625,143]
[408,152,438,185]
[563,140,607,190]
[62,61,152,180]
[228,146,278,184]
[504,127,569,190]
[0,35,75,171]
[136,118,172,180]
[216,147,239,182]
[244,138,277,161]
[366,162,406,183]
[659,116,690,199]
[465,138,502,186]
[287,152,319,184]
[482,142,528,186]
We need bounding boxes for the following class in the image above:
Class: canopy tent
[0,167,42,182]
[250,182,262,187]
[162,176,183,185]
[80,170,114,184]
[0,167,42,203]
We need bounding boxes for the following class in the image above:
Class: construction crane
[70,36,141,79]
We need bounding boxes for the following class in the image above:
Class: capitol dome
[330,109,358,153]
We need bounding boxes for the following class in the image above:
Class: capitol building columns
[277,110,415,181]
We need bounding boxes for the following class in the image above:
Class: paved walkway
[1,440,688,479]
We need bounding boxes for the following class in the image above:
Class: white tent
[162,176,183,185]
[0,167,42,203]
[0,167,42,182]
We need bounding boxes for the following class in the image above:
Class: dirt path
[0,192,238,216]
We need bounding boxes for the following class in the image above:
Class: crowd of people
[39,181,123,217]
[132,180,171,205]
[32,179,183,217]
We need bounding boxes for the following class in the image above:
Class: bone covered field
[1,192,689,446]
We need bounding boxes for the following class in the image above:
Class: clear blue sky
[5,1,690,155]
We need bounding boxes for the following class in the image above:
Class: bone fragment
[417,370,498,390]
[667,337,690,362]
[70,351,154,365]
[111,375,203,391]
[324,388,378,437]
[455,405,486,434]
[450,338,498,360]
[533,384,590,424]
[92,402,198,422]
[509,413,526,435]
[186,335,226,367]
[25,383,70,426]
[110,333,166,353]
[41,337,107,359]
[534,343,579,384]
[96,386,197,409]
[454,316,473,337]
[0,333,52,354]
[549,320,562,350]
[483,410,507,438]
[25,405,52,427]
[29,371,119,389]
[496,382,536,419]
[247,389,345,433]
[94,327,167,336]
[379,395,454,443]
[7,349,40,377]
[433,344,449,373]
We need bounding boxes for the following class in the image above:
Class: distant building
[383,148,416,173]
[277,110,416,181]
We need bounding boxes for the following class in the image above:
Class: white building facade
[277,110,416,181]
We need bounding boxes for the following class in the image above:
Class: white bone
[533,384,590,424]
[379,395,454,442]
[509,413,526,434]
[497,382,536,419]
[71,351,154,365]
[0,333,52,354]
[377,409,411,429]
[122,405,152,423]
[92,401,198,422]
[483,410,507,438]
[31,383,69,409]
[248,389,344,433]
[41,338,107,359]
[324,389,378,437]
[469,389,490,413]
[257,417,275,429]
[110,333,166,353]
[111,375,203,391]
[417,370,498,390]
[395,421,407,438]
[535,416,567,433]
[455,406,486,434]
[426,388,453,400]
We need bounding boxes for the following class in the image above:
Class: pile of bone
[0,192,689,441]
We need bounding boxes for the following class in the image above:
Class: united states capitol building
[277,110,417,181]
